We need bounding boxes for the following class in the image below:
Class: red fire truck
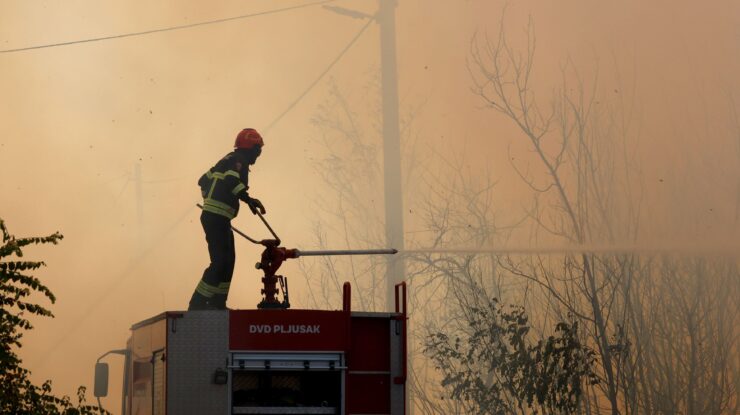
[94,213,407,415]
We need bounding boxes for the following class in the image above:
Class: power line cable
[0,0,336,54]
[263,14,374,133]
[112,176,131,206]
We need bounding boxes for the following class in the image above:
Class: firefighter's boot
[210,293,228,310]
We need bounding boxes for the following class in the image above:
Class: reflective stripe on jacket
[199,152,250,219]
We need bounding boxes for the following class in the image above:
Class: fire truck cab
[95,283,407,415]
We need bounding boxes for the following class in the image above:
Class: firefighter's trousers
[189,211,235,310]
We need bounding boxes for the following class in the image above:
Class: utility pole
[378,2,410,414]
[378,0,405,312]
[323,1,405,310]
[325,3,409,411]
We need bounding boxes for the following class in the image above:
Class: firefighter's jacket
[198,151,251,220]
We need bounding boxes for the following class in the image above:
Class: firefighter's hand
[247,197,266,215]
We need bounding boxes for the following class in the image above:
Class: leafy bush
[0,218,107,414]
[425,298,598,414]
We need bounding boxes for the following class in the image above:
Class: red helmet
[235,128,264,149]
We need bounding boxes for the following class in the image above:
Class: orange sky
[1,0,739,411]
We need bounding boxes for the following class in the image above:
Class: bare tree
[303,72,542,414]
[302,13,739,414]
[304,77,598,413]
[468,11,739,415]
[626,256,739,414]
[468,14,639,414]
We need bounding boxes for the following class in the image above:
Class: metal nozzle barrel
[294,248,398,257]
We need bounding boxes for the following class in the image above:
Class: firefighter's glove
[247,197,266,215]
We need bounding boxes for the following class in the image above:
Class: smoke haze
[1,0,739,412]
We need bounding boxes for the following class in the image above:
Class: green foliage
[0,218,108,414]
[425,298,598,414]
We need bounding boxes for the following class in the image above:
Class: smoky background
[1,0,739,413]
